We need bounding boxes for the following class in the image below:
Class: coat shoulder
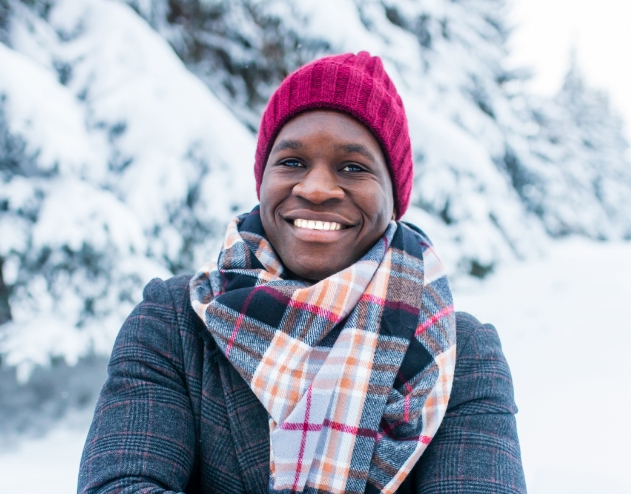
[454,311,484,355]
[149,274,213,341]
[451,310,518,415]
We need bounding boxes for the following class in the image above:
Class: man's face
[259,110,395,281]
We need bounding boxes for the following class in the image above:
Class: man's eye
[280,159,304,168]
[341,163,364,172]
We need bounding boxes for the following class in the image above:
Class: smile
[293,219,344,231]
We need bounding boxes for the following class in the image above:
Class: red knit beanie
[254,51,413,219]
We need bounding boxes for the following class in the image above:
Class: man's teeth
[293,219,343,231]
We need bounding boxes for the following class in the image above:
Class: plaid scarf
[190,207,456,494]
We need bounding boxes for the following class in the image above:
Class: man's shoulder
[141,274,209,342]
[454,310,481,339]
[163,273,195,295]
[451,311,517,415]
[454,311,489,357]
[141,273,194,308]
[454,310,507,359]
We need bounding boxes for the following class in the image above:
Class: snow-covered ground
[0,408,94,493]
[455,238,631,493]
[1,238,630,493]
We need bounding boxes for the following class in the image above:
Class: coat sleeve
[409,312,527,493]
[77,278,196,494]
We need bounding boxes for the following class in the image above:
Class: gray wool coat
[78,274,527,493]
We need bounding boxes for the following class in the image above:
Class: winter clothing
[78,50,527,494]
[189,208,455,493]
[254,52,414,219]
[77,275,526,493]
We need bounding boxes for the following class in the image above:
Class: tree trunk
[0,258,12,325]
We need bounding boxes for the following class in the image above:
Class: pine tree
[1,0,630,376]
[0,0,255,379]
[525,54,631,238]
[126,0,331,130]
[130,0,548,277]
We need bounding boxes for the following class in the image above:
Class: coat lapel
[217,352,270,494]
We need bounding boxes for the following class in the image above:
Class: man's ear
[391,208,397,221]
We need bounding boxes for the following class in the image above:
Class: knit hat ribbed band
[254,51,413,219]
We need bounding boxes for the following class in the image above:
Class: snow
[291,0,549,265]
[0,408,93,493]
[2,0,630,373]
[0,0,257,376]
[454,239,631,493]
[1,239,629,492]
[0,1,630,488]
[47,0,257,224]
[0,42,99,176]
[508,0,631,144]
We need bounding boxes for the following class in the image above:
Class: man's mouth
[292,219,345,231]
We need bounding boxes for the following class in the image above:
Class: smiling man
[78,52,526,494]
[260,109,395,281]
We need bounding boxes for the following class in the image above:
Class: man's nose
[292,164,345,204]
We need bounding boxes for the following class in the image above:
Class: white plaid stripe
[422,244,447,286]
[254,239,284,277]
[366,251,392,298]
[290,260,378,320]
[252,331,312,423]
[269,328,378,493]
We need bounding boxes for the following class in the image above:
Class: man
[79,52,525,494]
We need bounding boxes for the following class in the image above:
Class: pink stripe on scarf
[225,288,260,357]
[292,387,313,493]
[415,306,454,337]
[280,419,377,438]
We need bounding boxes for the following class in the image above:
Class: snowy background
[0,0,630,492]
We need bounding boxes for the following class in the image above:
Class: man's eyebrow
[271,139,303,153]
[335,143,376,162]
